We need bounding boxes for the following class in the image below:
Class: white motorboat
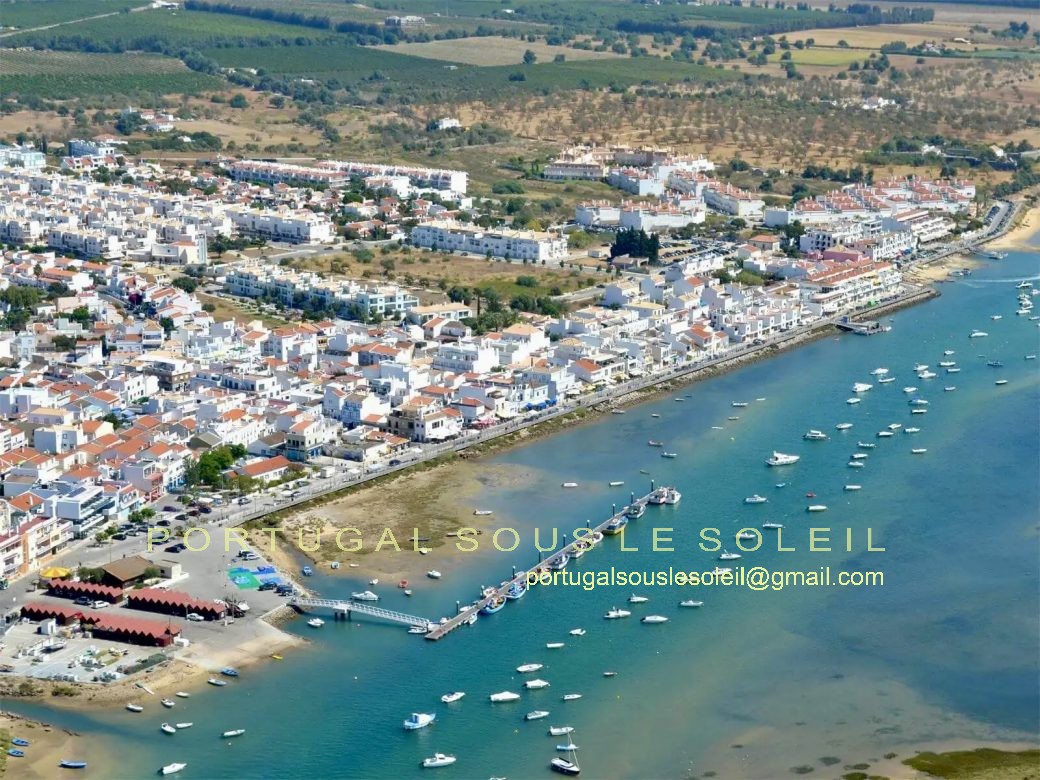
[995,379,1009,386]
[561,694,583,701]
[909,399,929,406]
[850,453,869,459]
[679,600,704,608]
[207,678,227,687]
[877,431,894,438]
[947,367,961,373]
[517,663,544,673]
[548,726,574,736]
[744,494,768,504]
[661,452,678,459]
[737,531,757,541]
[903,386,918,393]
[858,441,876,448]
[161,699,175,709]
[409,625,428,635]
[641,615,669,624]
[569,628,586,636]
[546,643,565,649]
[441,692,465,703]
[846,397,861,405]
[938,361,956,367]
[878,376,896,384]
[918,370,937,379]
[551,756,581,776]
[175,723,193,730]
[604,608,631,619]
[525,679,551,690]
[427,570,442,579]
[608,481,624,487]
[526,710,550,721]
[807,505,828,512]
[126,704,143,713]
[307,618,324,628]
[852,383,873,393]
[992,314,1003,320]
[489,692,521,703]
[913,364,928,372]
[175,692,190,699]
[803,429,828,441]
[603,671,618,677]
[847,461,865,468]
[944,349,955,355]
[556,742,580,752]
[611,409,626,415]
[473,509,494,516]
[765,451,800,466]
[1026,355,1038,360]
[160,764,187,776]
[904,427,921,434]
[911,408,927,415]
[628,594,649,603]
[835,423,854,430]
[911,448,928,454]
[422,753,457,769]
[403,713,436,730]
[651,413,661,418]
[561,482,578,488]
[888,423,903,430]
[870,367,889,376]
[369,578,379,586]
[718,550,741,561]
[844,485,862,491]
[351,591,379,601]
[945,386,957,391]
[762,522,784,529]
[712,567,733,576]
[221,729,246,739]
[732,401,749,408]
[969,330,988,338]
[160,723,177,735]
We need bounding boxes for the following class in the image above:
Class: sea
[5,246,1039,779]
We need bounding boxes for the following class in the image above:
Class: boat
[207,678,227,687]
[727,416,740,421]
[525,679,551,690]
[306,617,325,628]
[944,349,955,355]
[602,517,628,536]
[604,608,631,619]
[732,401,749,407]
[221,729,246,738]
[679,600,704,608]
[7,749,24,758]
[569,628,586,636]
[161,723,177,735]
[409,626,428,635]
[945,386,957,392]
[641,615,669,624]
[505,582,527,600]
[744,494,768,504]
[995,379,1009,386]
[805,492,816,498]
[846,398,861,405]
[847,461,865,469]
[851,383,873,393]
[947,367,961,373]
[59,761,87,770]
[918,370,937,379]
[11,739,29,747]
[807,505,828,512]
[351,591,379,601]
[660,451,678,459]
[911,408,928,415]
[762,522,784,530]
[526,710,550,721]
[546,643,565,649]
[657,487,682,504]
[427,570,442,579]
[870,367,889,376]
[517,663,544,673]
[1017,281,1033,289]
[765,451,800,467]
[489,691,521,703]
[126,703,144,713]
[878,376,896,384]
[608,481,625,487]
[551,756,581,776]
[904,427,921,434]
[909,399,929,406]
[835,423,854,430]
[556,742,579,752]
[369,578,380,586]
[160,764,187,776]
[1017,308,1034,316]
[775,482,787,488]
[650,413,661,418]
[628,594,649,603]
[888,423,903,430]
[625,503,645,519]
[561,694,582,701]
[877,431,894,438]
[938,361,956,368]
[903,386,918,394]
[611,409,626,415]
[480,596,506,615]
[421,753,457,769]
[713,567,733,576]
[719,550,741,560]
[175,723,193,730]
[969,330,988,338]
[549,726,574,736]
[603,671,618,677]
[844,485,862,491]
[403,713,436,730]
[1026,355,1038,360]
[561,482,578,489]
[912,448,927,454]
[221,668,239,677]
[473,509,494,516]
[987,360,1004,368]
[850,452,869,459]
[547,554,570,572]
[803,429,828,441]
[161,698,175,708]
[858,442,876,449]
[913,364,928,372]
[647,440,664,447]
[175,692,190,699]
[398,580,409,589]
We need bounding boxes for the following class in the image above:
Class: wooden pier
[424,483,669,641]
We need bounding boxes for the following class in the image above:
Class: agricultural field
[379,37,623,67]
[0,50,223,99]
[782,23,1024,51]
[767,48,866,67]
[0,0,135,33]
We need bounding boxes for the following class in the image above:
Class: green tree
[523,49,537,65]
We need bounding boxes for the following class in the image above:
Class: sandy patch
[987,204,1040,251]
[869,739,1040,779]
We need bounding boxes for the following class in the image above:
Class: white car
[90,600,109,609]
[185,613,204,622]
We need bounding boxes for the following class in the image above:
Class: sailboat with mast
[550,731,581,775]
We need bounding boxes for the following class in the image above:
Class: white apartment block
[882,210,952,245]
[411,220,568,262]
[226,207,334,244]
[0,144,45,170]
[703,184,764,217]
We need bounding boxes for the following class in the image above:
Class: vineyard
[0,0,134,31]
[0,50,224,98]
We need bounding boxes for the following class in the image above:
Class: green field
[205,43,740,100]
[0,0,134,31]
[0,49,223,98]
[769,48,866,67]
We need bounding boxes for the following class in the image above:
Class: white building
[703,184,764,218]
[411,220,568,262]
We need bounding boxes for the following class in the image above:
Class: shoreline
[986,201,1038,252]
[0,712,98,779]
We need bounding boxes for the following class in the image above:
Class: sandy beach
[0,713,96,779]
[987,202,1039,251]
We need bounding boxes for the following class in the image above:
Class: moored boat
[517,663,544,673]
[160,723,176,735]
[126,703,143,713]
[525,679,551,690]
[441,692,465,703]
[744,494,768,504]
[602,517,628,536]
[351,591,379,602]
[679,600,704,608]
[526,710,550,720]
[220,729,245,738]
[403,713,436,730]
[421,753,457,769]
[604,608,631,619]
[561,694,582,701]
[207,678,226,687]
[489,691,521,703]
[807,505,828,512]
[765,451,800,466]
[160,763,187,775]
[549,726,574,736]
[803,429,828,441]
[641,615,669,624]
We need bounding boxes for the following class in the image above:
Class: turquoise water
[7,250,1039,779]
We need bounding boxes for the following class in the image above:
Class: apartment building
[411,220,568,262]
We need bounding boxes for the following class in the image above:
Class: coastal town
[0,130,1023,727]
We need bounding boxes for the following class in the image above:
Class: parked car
[164,543,185,553]
[388,459,403,467]
[199,506,212,514]
[257,582,277,591]
[174,513,187,522]
[90,601,108,609]
[156,519,171,527]
[237,497,251,505]
[73,596,92,606]
[162,506,178,513]
[185,613,204,622]
[111,533,127,541]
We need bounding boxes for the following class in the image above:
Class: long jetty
[424,484,667,641]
